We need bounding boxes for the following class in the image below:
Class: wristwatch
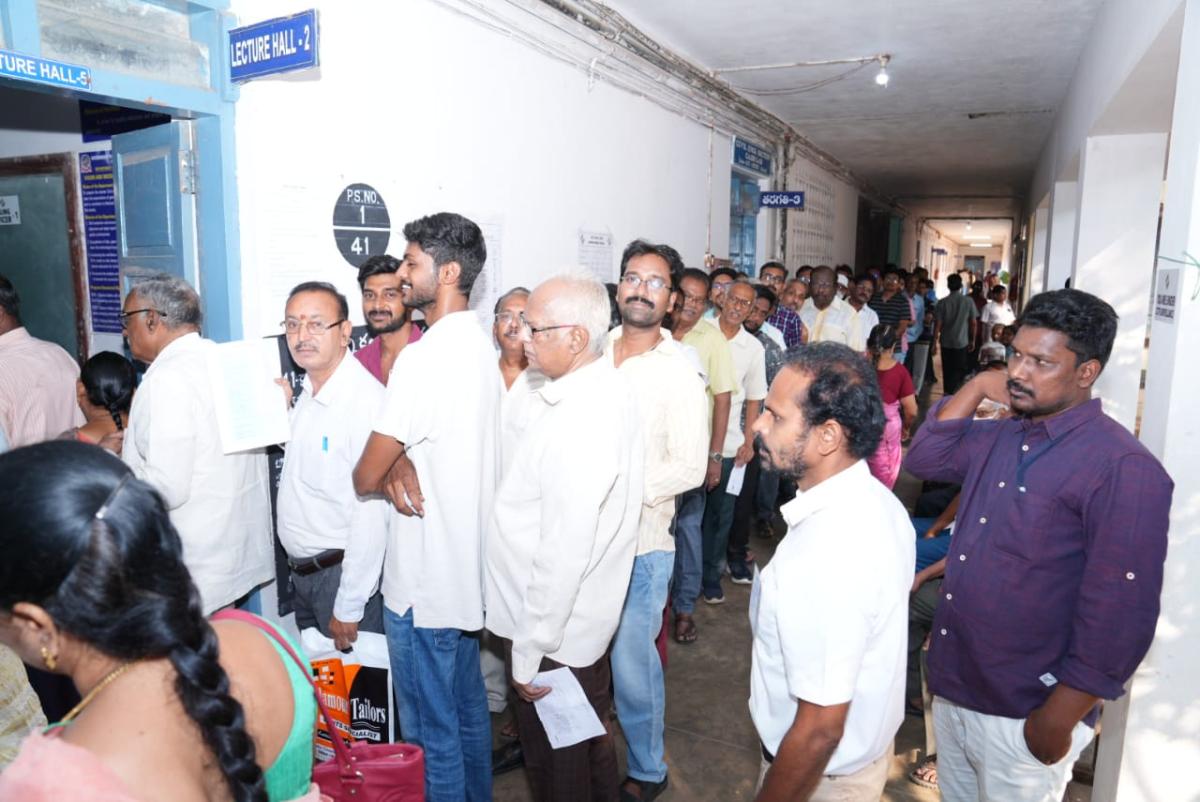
[709,451,723,463]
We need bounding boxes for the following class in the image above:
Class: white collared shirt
[760,320,787,351]
[799,296,856,346]
[0,327,83,448]
[847,303,880,353]
[606,328,708,555]
[499,366,546,479]
[722,326,767,457]
[980,301,1015,343]
[749,460,914,775]
[123,333,273,614]
[373,311,500,630]
[277,351,389,623]
[485,357,644,683]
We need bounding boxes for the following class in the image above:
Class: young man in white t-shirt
[748,342,914,801]
[980,285,1016,345]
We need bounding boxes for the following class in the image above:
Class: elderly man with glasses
[275,281,389,650]
[758,262,806,349]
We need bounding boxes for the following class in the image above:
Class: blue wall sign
[79,101,170,143]
[0,49,90,91]
[759,191,805,210]
[229,10,319,82]
[79,151,122,334]
[733,137,773,177]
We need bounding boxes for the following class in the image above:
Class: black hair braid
[106,401,124,431]
[166,579,267,802]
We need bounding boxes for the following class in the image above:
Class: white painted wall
[227,0,861,335]
[1045,179,1077,290]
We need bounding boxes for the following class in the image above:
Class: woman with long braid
[64,351,135,447]
[0,441,323,801]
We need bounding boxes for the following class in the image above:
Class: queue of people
[0,212,1174,802]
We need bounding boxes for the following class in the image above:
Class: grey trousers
[290,563,384,637]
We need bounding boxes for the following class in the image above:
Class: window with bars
[785,169,835,267]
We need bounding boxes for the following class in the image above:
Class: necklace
[60,662,134,723]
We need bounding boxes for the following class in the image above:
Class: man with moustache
[607,241,708,801]
[798,266,855,347]
[353,212,499,801]
[486,273,643,801]
[846,274,881,353]
[276,282,388,649]
[701,281,767,600]
[354,254,423,385]
[904,290,1173,801]
[749,343,913,801]
[759,262,806,349]
[780,278,808,313]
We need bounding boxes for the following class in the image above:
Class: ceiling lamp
[966,220,972,231]
[875,55,890,88]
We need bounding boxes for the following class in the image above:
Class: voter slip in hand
[530,667,607,749]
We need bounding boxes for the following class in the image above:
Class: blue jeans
[671,486,706,615]
[611,550,674,782]
[755,465,780,523]
[701,458,736,596]
[384,607,492,802]
[911,516,952,572]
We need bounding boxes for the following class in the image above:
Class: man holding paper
[484,273,643,802]
[120,273,273,614]
[276,282,389,649]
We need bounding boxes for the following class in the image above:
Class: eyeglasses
[494,311,520,325]
[120,308,161,329]
[620,273,669,292]
[726,296,754,310]
[518,312,576,337]
[761,273,785,285]
[280,318,346,336]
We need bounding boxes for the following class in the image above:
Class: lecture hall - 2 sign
[229,10,319,82]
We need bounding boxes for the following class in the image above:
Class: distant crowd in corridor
[0,211,1173,802]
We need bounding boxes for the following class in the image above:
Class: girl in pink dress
[867,324,917,488]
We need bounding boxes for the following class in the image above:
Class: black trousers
[941,347,970,396]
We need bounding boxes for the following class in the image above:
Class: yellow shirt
[680,319,737,427]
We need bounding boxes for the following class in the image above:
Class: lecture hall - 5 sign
[229,10,319,82]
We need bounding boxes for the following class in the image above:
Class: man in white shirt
[353,213,499,802]
[846,274,881,353]
[0,275,84,448]
[608,241,708,801]
[980,284,1016,345]
[485,273,643,801]
[748,342,914,801]
[276,282,388,650]
[120,273,273,614]
[701,281,768,602]
[798,267,856,346]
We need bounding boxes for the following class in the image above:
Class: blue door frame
[0,0,243,341]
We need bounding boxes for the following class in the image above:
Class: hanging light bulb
[966,220,972,231]
[875,55,890,88]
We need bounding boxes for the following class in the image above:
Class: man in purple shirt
[759,261,806,349]
[904,288,1172,802]
[354,254,423,385]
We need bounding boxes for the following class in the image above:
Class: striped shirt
[0,327,83,448]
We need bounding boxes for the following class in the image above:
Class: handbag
[213,609,425,801]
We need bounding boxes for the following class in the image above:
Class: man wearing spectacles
[354,254,424,386]
[276,282,389,652]
[119,273,273,614]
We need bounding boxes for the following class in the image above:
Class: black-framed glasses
[518,312,576,337]
[620,273,669,292]
[280,318,346,336]
[120,308,161,329]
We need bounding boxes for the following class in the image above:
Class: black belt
[287,548,344,576]
[761,742,774,764]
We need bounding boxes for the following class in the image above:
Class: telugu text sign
[759,191,805,210]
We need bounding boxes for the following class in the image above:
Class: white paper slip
[530,667,607,749]
[205,338,291,454]
[725,462,747,495]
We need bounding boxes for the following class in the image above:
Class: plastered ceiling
[603,0,1106,201]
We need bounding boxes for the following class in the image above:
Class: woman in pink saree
[867,324,918,488]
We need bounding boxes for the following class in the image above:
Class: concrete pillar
[1096,2,1200,800]
[1029,204,1050,297]
[1045,180,1077,291]
[1069,132,1167,432]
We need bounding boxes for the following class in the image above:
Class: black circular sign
[333,183,391,267]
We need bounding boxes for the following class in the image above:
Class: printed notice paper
[530,667,606,749]
[206,338,291,454]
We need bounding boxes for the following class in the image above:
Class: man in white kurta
[120,274,272,614]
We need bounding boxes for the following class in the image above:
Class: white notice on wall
[578,229,614,283]
[0,195,20,225]
[1154,268,1179,325]
[205,338,291,454]
[470,217,506,327]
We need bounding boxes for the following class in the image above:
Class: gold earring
[40,645,58,671]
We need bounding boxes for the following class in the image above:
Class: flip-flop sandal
[674,616,697,643]
[500,719,519,740]
[908,755,938,789]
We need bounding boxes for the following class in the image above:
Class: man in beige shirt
[0,275,83,448]
[608,241,708,801]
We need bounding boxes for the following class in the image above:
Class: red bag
[214,610,425,801]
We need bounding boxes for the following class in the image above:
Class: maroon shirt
[353,325,423,385]
[904,398,1172,725]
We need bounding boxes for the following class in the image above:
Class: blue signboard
[0,49,90,91]
[759,191,806,210]
[79,151,122,334]
[229,10,319,82]
[733,137,773,177]
[79,101,170,143]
